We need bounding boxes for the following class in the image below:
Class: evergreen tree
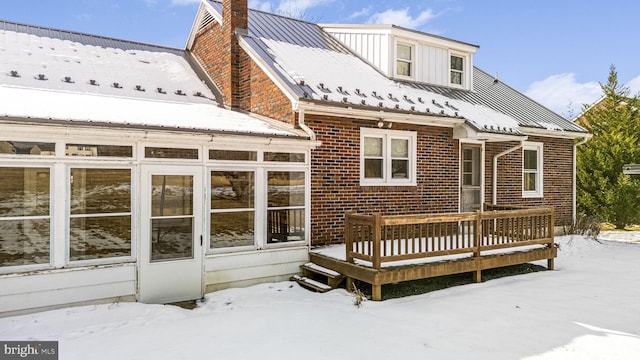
[576,66,640,227]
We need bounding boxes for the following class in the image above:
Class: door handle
[200,235,203,246]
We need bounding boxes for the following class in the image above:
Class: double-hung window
[522,143,543,197]
[396,43,413,78]
[361,128,416,186]
[0,166,51,268]
[450,54,464,86]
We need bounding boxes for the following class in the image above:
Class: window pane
[211,211,254,248]
[264,152,305,163]
[145,147,198,159]
[451,71,462,85]
[66,144,132,157]
[71,169,131,215]
[70,216,131,260]
[267,209,305,243]
[392,159,408,179]
[0,219,50,266]
[524,173,537,191]
[0,141,55,156]
[151,217,193,261]
[151,175,193,217]
[209,150,257,161]
[212,171,254,209]
[396,61,411,76]
[451,56,463,71]
[364,159,383,178]
[391,138,409,157]
[524,150,538,170]
[397,44,411,60]
[268,172,305,207]
[0,167,50,217]
[364,137,383,157]
[463,173,473,185]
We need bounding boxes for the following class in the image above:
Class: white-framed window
[210,169,256,250]
[208,149,308,252]
[522,142,543,198]
[360,128,417,186]
[68,167,133,262]
[395,42,414,78]
[0,165,52,269]
[450,54,464,86]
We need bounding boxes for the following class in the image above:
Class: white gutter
[298,102,466,128]
[573,136,592,223]
[492,141,526,205]
[297,108,316,141]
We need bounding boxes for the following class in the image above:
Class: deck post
[473,210,482,283]
[346,277,354,292]
[345,211,354,263]
[372,213,382,270]
[372,284,382,301]
[547,206,555,270]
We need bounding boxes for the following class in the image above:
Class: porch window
[267,171,305,244]
[0,167,51,267]
[396,43,413,77]
[65,144,132,157]
[361,128,416,186]
[264,152,305,163]
[522,143,543,198]
[450,55,464,86]
[0,141,55,156]
[69,168,132,261]
[210,171,255,249]
[209,150,257,161]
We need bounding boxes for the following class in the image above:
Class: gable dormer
[321,24,478,91]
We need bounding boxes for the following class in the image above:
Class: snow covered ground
[1,233,639,359]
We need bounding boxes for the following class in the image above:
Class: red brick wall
[190,20,295,125]
[485,136,574,226]
[307,115,460,245]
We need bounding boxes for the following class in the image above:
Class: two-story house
[187,0,589,247]
[0,0,590,314]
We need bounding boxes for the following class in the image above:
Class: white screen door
[461,145,482,212]
[139,165,203,303]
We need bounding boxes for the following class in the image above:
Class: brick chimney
[222,0,248,109]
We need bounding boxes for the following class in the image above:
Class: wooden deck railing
[345,206,554,270]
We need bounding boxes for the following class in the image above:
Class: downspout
[573,137,590,223]
[492,142,525,205]
[297,108,316,141]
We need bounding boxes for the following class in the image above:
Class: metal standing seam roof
[0,20,184,56]
[204,0,588,136]
[0,19,309,138]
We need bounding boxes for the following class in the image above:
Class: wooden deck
[310,205,557,300]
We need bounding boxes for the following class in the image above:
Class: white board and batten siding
[204,246,308,292]
[0,264,136,317]
[330,32,391,77]
[324,26,476,90]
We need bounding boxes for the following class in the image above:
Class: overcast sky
[1,0,638,118]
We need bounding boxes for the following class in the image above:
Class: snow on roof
[0,85,303,137]
[203,1,587,137]
[250,36,521,135]
[0,20,304,138]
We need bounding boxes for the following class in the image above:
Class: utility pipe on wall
[573,137,591,223]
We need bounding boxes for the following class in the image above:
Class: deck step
[301,262,345,288]
[290,275,333,293]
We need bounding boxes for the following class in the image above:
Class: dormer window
[396,43,413,77]
[450,54,464,86]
